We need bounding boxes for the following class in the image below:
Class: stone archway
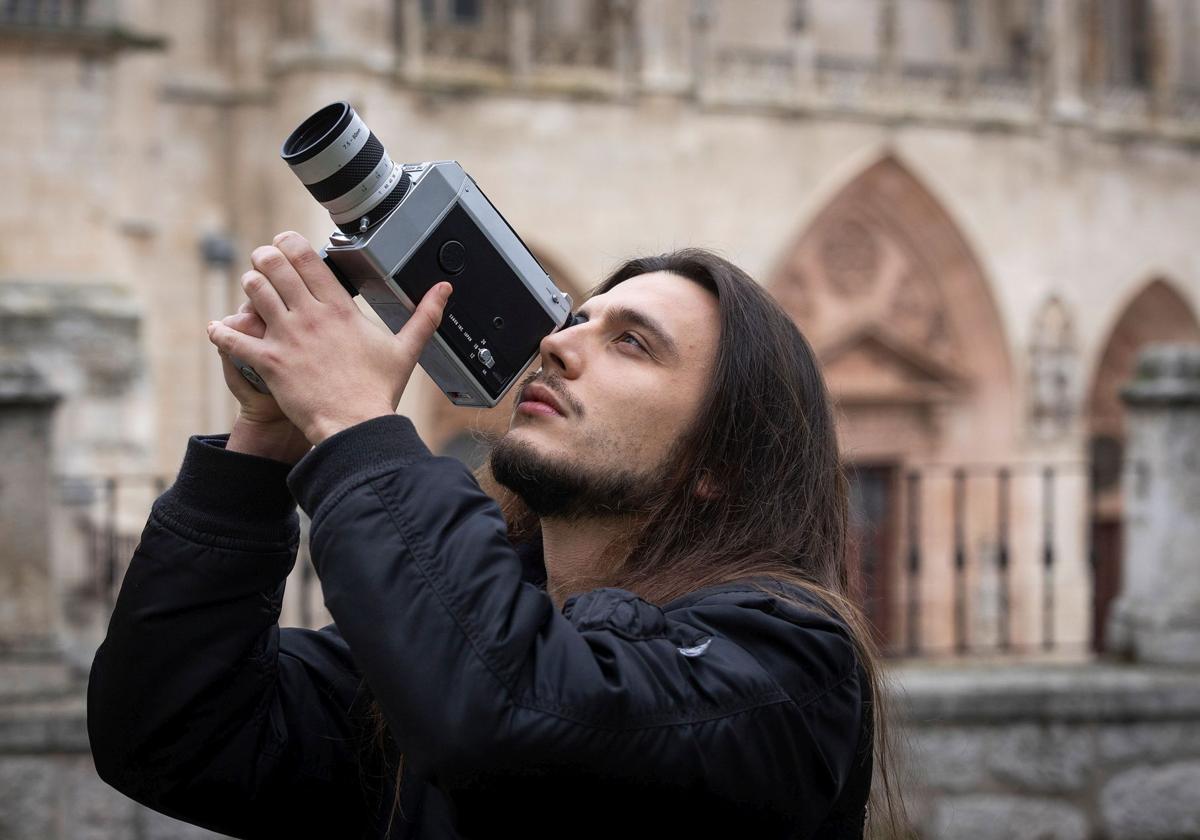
[424,246,586,464]
[768,154,1014,650]
[1086,278,1200,651]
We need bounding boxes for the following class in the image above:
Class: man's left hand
[206,231,453,446]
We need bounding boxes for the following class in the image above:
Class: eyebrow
[577,304,681,362]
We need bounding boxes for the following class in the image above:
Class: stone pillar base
[1108,597,1200,667]
[1109,344,1200,667]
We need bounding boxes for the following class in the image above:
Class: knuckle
[250,245,284,272]
[241,271,263,292]
[272,230,297,246]
[292,248,319,272]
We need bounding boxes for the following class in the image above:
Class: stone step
[0,658,83,705]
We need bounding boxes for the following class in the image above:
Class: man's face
[490,271,720,519]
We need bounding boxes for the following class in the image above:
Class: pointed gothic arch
[769,153,1015,461]
[1087,277,1200,440]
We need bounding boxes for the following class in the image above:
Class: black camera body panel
[391,202,559,401]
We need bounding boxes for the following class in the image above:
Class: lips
[519,383,566,416]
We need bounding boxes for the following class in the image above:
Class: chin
[496,425,566,461]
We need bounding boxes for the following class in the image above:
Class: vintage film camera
[230,101,575,407]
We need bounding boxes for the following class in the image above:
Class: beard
[489,432,671,521]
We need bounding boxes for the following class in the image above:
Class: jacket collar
[514,533,847,634]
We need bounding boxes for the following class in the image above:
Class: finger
[273,230,349,307]
[221,311,267,339]
[239,269,288,323]
[250,244,312,312]
[396,282,453,360]
[207,321,268,370]
[237,298,258,315]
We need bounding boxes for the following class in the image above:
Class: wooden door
[847,465,896,651]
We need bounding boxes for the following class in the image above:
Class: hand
[215,299,287,426]
[214,298,313,464]
[205,231,453,445]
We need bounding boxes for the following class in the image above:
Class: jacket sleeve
[86,435,382,840]
[286,415,866,835]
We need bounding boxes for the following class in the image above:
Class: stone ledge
[0,697,88,754]
[891,662,1200,723]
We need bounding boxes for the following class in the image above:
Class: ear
[694,469,721,502]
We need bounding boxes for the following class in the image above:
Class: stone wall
[896,662,1200,840]
[4,662,1200,839]
[0,698,228,840]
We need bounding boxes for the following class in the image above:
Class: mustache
[516,368,583,417]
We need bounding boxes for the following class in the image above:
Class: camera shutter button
[438,240,466,274]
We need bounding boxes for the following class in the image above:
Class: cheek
[597,386,699,462]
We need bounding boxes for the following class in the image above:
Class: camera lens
[281,101,411,234]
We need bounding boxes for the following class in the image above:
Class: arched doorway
[768,155,1014,651]
[1086,278,1200,651]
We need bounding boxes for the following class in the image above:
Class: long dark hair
[365,248,911,838]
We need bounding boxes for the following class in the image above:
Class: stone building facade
[2,1,1200,837]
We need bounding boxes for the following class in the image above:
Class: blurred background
[1,1,1199,838]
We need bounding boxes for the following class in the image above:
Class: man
[88,234,896,838]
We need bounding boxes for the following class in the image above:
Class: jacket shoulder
[559,579,861,715]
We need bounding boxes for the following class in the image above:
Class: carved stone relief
[1028,295,1078,441]
[821,219,880,298]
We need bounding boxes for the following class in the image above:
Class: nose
[538,317,585,378]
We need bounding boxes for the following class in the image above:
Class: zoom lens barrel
[281,102,411,234]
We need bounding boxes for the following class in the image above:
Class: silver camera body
[232,103,573,408]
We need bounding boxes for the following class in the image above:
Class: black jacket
[87,414,872,839]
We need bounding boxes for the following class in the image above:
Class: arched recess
[1087,278,1200,440]
[1086,277,1200,651]
[769,154,1015,461]
[767,154,1015,650]
[425,246,587,466]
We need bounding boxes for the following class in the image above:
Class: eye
[617,332,647,352]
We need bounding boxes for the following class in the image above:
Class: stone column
[878,0,899,90]
[610,0,636,101]
[507,0,534,88]
[789,0,817,106]
[1106,344,1200,665]
[1149,0,1180,118]
[1047,0,1086,119]
[690,0,714,102]
[953,0,981,100]
[0,358,61,660]
[397,0,425,81]
[200,233,236,435]
[308,0,396,74]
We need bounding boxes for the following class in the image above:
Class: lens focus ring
[305,133,385,203]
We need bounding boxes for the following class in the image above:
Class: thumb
[396,282,452,358]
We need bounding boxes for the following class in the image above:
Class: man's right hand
[217,300,312,464]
